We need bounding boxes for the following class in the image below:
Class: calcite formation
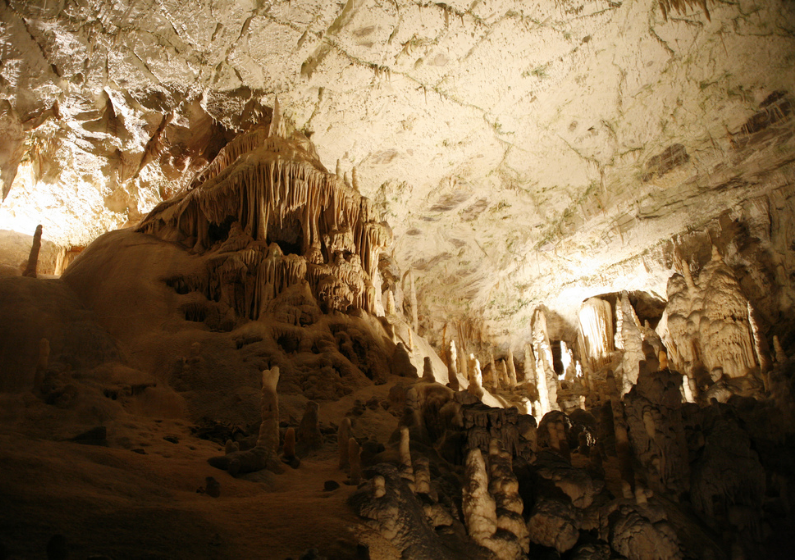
[0,1,794,553]
[137,122,391,317]
[661,246,761,389]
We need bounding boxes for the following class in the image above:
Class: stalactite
[141,126,393,320]
[579,298,614,369]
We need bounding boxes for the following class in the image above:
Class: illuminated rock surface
[1,1,795,559]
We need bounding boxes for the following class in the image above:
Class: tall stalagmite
[256,366,280,453]
[22,225,43,278]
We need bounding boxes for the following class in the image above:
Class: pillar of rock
[448,339,460,391]
[506,349,518,387]
[256,366,280,453]
[532,309,557,416]
[523,344,536,385]
[22,225,43,278]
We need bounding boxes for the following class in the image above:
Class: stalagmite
[348,438,362,485]
[486,350,498,391]
[339,417,352,470]
[462,448,498,549]
[422,356,434,382]
[256,366,280,453]
[460,344,469,385]
[468,354,484,398]
[336,159,342,178]
[386,289,396,314]
[373,475,386,498]
[524,344,536,385]
[398,426,414,485]
[409,269,419,333]
[296,400,323,454]
[448,339,460,390]
[659,350,669,371]
[607,372,634,492]
[269,96,284,137]
[506,349,518,387]
[488,439,529,554]
[499,359,511,388]
[618,292,644,395]
[560,341,574,380]
[681,375,695,403]
[351,166,360,191]
[414,456,431,495]
[22,225,43,278]
[533,309,556,416]
[282,427,296,459]
[462,446,524,559]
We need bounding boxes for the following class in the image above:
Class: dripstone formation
[0,94,794,560]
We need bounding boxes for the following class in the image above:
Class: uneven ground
[0,380,403,560]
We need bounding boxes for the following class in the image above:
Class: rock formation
[22,225,42,278]
[532,309,557,416]
[256,366,280,453]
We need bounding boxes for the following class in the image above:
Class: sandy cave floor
[0,380,405,560]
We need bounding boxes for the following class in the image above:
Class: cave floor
[0,395,396,560]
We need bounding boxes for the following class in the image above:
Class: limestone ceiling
[1,0,794,343]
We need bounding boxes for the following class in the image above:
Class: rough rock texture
[350,463,489,560]
[607,504,682,560]
[1,0,794,347]
[526,495,580,554]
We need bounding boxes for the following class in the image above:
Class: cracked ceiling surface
[1,0,794,344]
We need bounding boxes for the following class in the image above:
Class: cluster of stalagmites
[346,242,794,559]
[185,234,793,560]
[138,107,391,317]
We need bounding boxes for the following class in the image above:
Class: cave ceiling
[1,0,794,344]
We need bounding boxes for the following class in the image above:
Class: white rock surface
[1,0,794,342]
